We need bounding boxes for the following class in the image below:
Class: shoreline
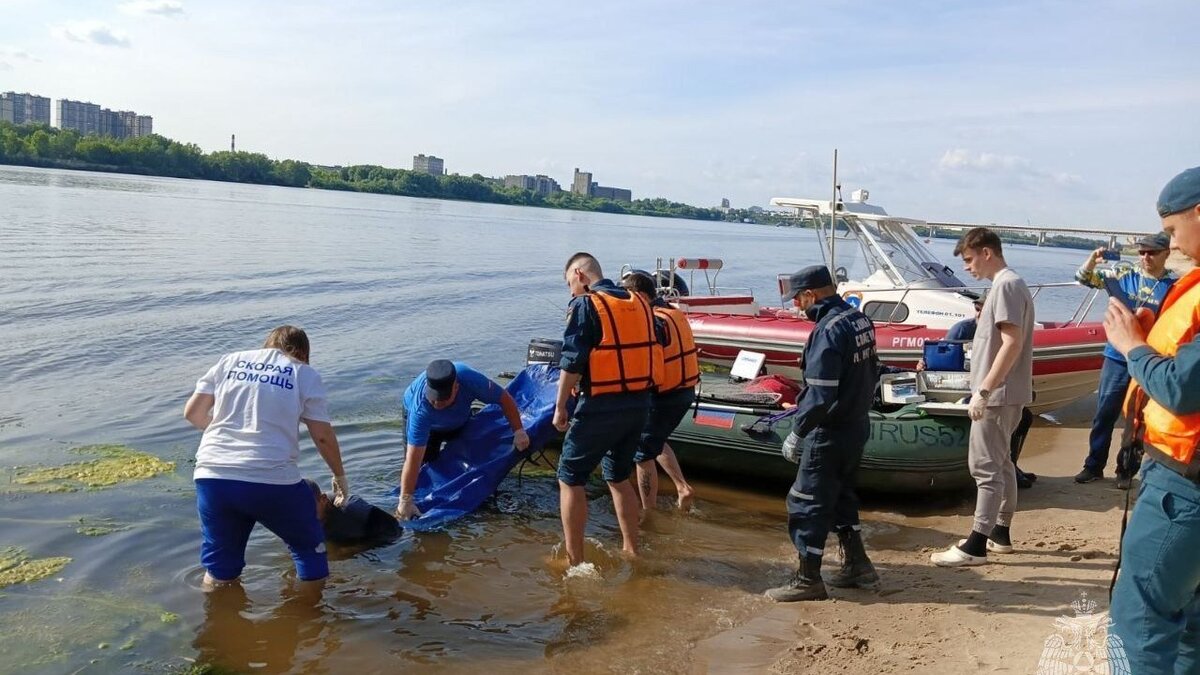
[691,424,1127,673]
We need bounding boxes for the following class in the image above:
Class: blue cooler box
[923,340,966,371]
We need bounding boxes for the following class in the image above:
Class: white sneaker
[958,537,1014,555]
[931,545,988,567]
[986,539,1014,554]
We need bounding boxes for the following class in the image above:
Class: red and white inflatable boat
[679,293,1104,414]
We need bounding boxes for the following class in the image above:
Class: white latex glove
[331,475,350,507]
[781,431,801,464]
[396,494,422,521]
[513,428,530,452]
[968,394,987,421]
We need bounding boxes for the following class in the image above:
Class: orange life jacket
[653,305,700,392]
[1124,267,1200,479]
[585,290,657,396]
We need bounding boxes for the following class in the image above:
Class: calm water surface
[0,166,1100,673]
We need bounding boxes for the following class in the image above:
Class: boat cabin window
[862,300,909,323]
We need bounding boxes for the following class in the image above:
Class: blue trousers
[196,478,328,582]
[786,425,867,559]
[1084,356,1132,473]
[1110,461,1200,674]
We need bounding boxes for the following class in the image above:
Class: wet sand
[0,412,1127,673]
[694,423,1128,674]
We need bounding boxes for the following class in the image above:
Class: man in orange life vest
[621,272,699,512]
[553,252,657,566]
[1105,166,1200,673]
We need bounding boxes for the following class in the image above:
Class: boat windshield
[809,213,967,289]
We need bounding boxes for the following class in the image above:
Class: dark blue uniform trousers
[786,425,868,558]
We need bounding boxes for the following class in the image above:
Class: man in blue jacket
[766,265,880,602]
[1074,231,1176,489]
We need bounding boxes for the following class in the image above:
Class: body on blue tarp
[395,363,564,531]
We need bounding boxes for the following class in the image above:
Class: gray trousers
[969,404,1022,534]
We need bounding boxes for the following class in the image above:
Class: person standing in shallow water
[621,272,698,512]
[553,252,656,566]
[930,228,1034,567]
[766,265,880,602]
[184,325,350,592]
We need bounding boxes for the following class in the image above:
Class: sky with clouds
[1,0,1196,229]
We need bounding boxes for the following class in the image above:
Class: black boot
[765,554,829,602]
[826,528,880,588]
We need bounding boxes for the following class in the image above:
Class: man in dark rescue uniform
[767,265,880,602]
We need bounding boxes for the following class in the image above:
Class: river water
[0,166,1102,673]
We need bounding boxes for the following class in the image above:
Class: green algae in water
[0,546,71,588]
[0,582,183,670]
[76,517,133,537]
[10,444,175,492]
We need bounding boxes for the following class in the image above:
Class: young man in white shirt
[931,228,1034,567]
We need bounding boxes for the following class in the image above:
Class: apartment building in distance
[56,99,102,135]
[504,174,561,196]
[0,92,52,125]
[571,167,632,203]
[55,98,153,139]
[412,154,445,175]
[102,110,153,138]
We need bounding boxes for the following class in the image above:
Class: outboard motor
[526,338,563,366]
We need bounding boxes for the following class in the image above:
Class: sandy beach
[690,422,1128,674]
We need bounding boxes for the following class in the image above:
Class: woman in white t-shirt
[184,325,350,591]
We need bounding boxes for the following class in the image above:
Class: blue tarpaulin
[397,363,563,532]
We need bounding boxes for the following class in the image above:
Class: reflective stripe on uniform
[805,377,839,387]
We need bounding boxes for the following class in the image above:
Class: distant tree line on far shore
[0,122,775,224]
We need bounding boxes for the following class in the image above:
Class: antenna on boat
[830,149,840,281]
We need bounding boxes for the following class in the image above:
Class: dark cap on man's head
[782,265,834,301]
[1157,166,1200,217]
[1136,231,1171,252]
[425,359,457,403]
